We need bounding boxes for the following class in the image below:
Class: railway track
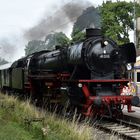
[94,118,140,140]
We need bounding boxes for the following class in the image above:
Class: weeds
[0,93,122,140]
[0,93,93,140]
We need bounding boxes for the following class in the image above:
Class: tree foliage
[100,1,140,44]
[71,29,86,43]
[25,40,46,55]
[45,32,69,50]
[25,32,69,55]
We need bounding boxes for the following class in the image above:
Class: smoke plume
[24,0,92,40]
[0,0,93,62]
[0,38,16,61]
[0,35,25,62]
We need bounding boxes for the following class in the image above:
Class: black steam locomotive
[0,28,139,117]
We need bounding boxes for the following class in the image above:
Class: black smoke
[72,6,101,36]
[24,0,92,40]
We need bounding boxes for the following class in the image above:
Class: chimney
[86,28,102,38]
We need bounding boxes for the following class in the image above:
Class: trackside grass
[0,93,93,140]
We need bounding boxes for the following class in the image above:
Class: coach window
[137,72,140,82]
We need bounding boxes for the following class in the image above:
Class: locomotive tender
[0,28,139,117]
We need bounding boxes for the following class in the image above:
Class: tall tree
[25,40,46,55]
[45,32,70,50]
[25,32,69,55]
[71,29,86,43]
[100,1,140,44]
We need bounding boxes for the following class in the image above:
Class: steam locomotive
[0,28,139,117]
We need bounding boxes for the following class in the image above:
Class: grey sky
[0,0,133,61]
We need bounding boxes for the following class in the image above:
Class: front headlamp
[126,63,132,70]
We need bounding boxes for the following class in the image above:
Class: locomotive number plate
[99,54,110,58]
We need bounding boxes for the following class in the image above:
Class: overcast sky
[0,0,133,62]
